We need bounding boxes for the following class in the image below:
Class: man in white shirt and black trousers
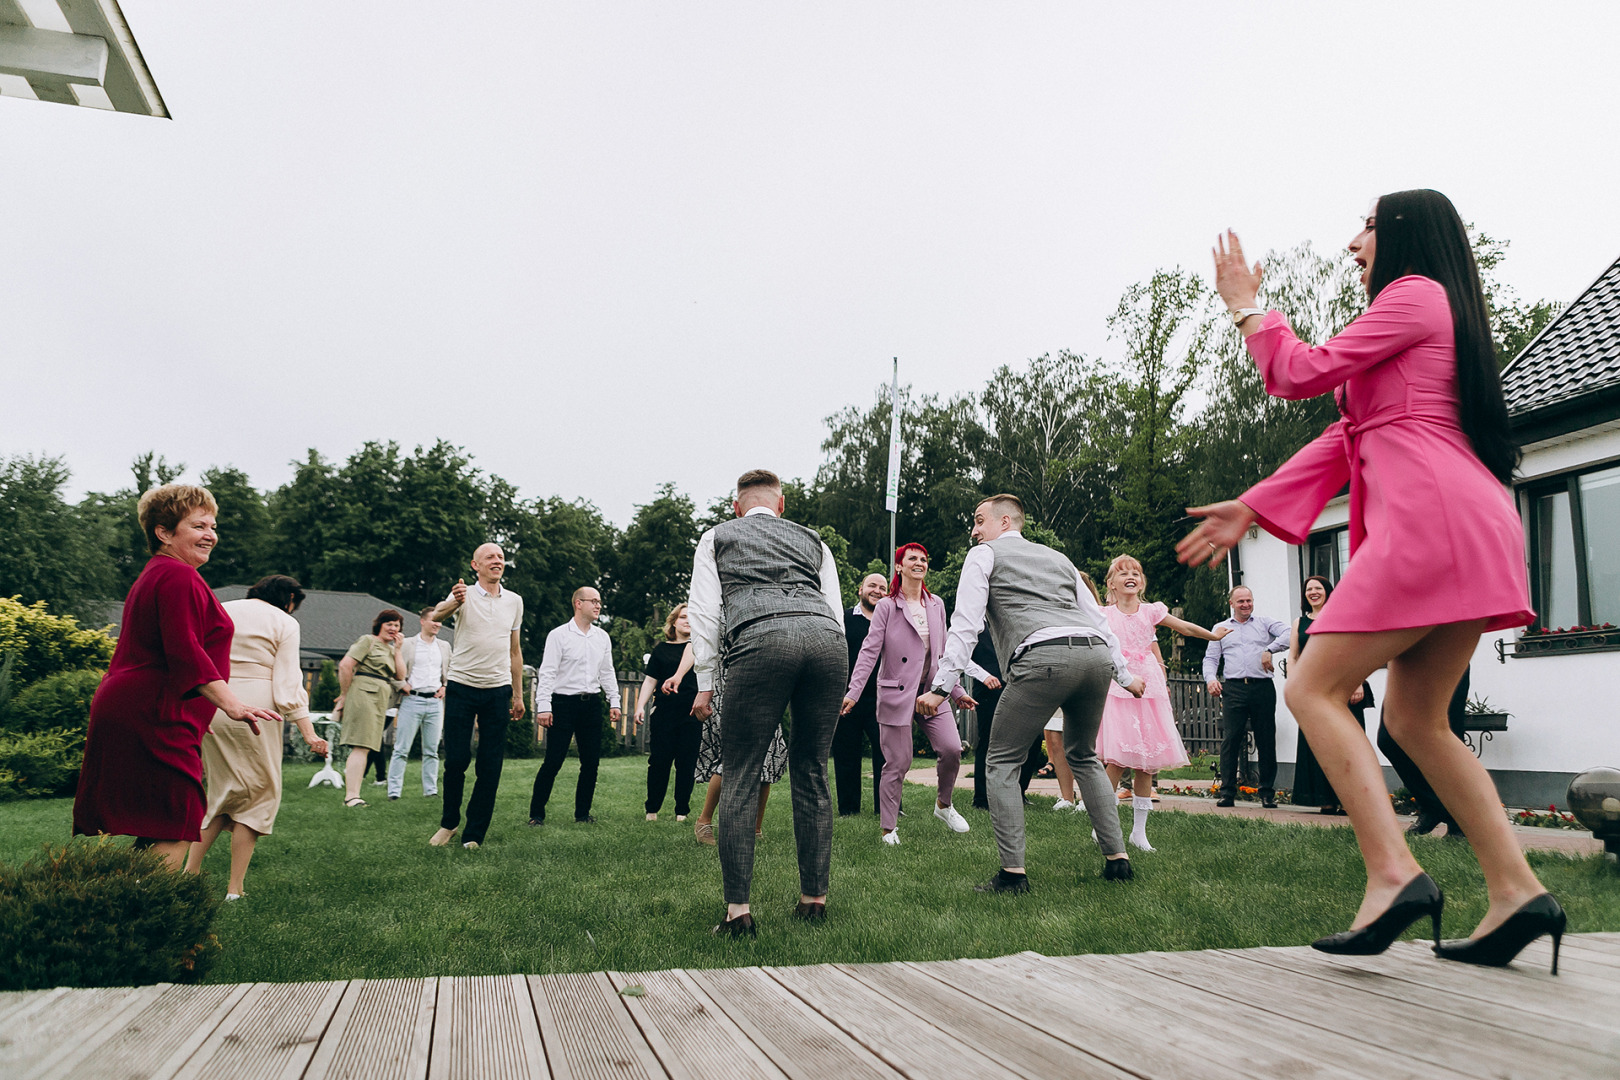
[530,586,621,825]
[921,494,1145,894]
[687,469,846,938]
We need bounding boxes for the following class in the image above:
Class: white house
[1232,254,1620,807]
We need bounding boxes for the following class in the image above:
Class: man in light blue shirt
[1201,585,1290,808]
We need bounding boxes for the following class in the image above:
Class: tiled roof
[1501,255,1620,417]
[213,586,452,658]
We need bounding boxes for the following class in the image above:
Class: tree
[196,466,274,588]
[0,456,120,614]
[1472,230,1563,366]
[605,483,698,627]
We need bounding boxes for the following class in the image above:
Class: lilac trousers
[877,712,962,831]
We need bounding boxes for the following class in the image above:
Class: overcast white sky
[4,1,1618,525]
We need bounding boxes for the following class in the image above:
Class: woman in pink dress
[1097,555,1227,851]
[1179,189,1563,972]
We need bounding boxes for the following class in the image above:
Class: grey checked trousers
[985,640,1124,869]
[717,615,847,904]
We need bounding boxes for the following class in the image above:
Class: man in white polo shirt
[530,586,622,825]
[427,542,526,850]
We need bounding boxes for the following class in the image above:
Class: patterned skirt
[692,667,788,784]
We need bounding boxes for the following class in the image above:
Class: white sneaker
[882,830,901,845]
[934,804,970,833]
[463,841,480,850]
[1052,798,1075,811]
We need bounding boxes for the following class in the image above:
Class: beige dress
[200,598,310,835]
[339,635,396,751]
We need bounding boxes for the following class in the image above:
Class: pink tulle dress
[1096,602,1190,772]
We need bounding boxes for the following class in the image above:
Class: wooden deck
[3,934,1617,1080]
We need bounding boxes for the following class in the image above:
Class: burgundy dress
[73,555,232,842]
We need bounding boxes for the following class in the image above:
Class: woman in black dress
[1290,575,1373,814]
[637,604,703,821]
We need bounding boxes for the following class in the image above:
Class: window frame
[1301,524,1350,590]
[1521,459,1620,630]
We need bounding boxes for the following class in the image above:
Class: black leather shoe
[1434,893,1565,974]
[1215,796,1236,808]
[1261,797,1278,809]
[1311,873,1443,955]
[527,818,543,827]
[575,815,596,824]
[1103,857,1133,882]
[713,912,757,938]
[1410,810,1443,835]
[974,870,1030,894]
[793,901,827,922]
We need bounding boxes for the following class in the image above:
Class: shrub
[311,659,340,710]
[4,667,102,741]
[0,598,115,695]
[0,840,222,989]
[0,731,80,799]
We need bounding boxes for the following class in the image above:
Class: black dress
[1290,614,1375,808]
[643,641,703,815]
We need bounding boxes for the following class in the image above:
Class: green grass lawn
[3,756,1615,983]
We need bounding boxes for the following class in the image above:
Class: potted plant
[1462,694,1509,731]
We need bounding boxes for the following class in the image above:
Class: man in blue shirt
[1202,586,1290,808]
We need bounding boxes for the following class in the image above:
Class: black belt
[1015,635,1106,661]
[554,692,598,700]
[1224,676,1274,684]
[409,689,438,697]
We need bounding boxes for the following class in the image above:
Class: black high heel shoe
[1433,893,1566,974]
[1311,873,1443,956]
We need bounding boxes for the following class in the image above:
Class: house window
[1306,526,1351,585]
[1527,462,1620,627]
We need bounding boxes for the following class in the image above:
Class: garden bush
[0,731,80,799]
[4,667,102,741]
[0,840,221,989]
[0,597,115,694]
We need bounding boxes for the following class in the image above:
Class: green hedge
[0,731,79,800]
[0,598,115,694]
[0,667,102,800]
[0,841,221,989]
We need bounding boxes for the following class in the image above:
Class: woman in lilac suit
[841,543,976,846]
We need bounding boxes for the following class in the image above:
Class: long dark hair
[1367,189,1517,484]
[1301,574,1334,616]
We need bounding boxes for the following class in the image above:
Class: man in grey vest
[687,469,847,937]
[921,493,1145,893]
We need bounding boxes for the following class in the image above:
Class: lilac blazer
[846,593,965,726]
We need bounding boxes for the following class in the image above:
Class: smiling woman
[71,483,282,871]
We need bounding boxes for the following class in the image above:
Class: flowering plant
[1513,805,1582,830]
[1522,623,1616,636]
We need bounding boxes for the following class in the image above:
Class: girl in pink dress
[1180,189,1562,973]
[1097,555,1227,851]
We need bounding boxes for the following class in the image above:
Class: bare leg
[185,816,229,874]
[1045,730,1075,802]
[756,782,770,833]
[1131,771,1154,797]
[226,822,261,896]
[1381,622,1547,938]
[697,775,722,824]
[344,747,370,800]
[1105,763,1125,791]
[145,839,188,871]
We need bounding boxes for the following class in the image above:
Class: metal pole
[886,357,900,577]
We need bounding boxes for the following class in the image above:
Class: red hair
[889,542,931,598]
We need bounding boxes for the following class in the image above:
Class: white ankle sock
[1129,796,1154,850]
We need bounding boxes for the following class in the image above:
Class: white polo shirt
[446,581,524,689]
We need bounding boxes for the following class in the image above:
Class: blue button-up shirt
[1202,614,1290,682]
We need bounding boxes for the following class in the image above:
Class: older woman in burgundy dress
[72,484,282,871]
[1181,190,1562,973]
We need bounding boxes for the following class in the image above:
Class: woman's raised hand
[1212,229,1263,310]
[1176,500,1257,567]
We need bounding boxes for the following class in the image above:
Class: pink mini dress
[1096,602,1190,772]
[1240,275,1533,634]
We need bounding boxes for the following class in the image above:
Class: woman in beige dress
[185,575,328,898]
[337,609,406,806]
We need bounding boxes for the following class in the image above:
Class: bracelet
[1230,307,1266,327]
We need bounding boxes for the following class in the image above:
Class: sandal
[344,797,368,808]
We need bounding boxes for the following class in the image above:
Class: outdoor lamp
[1566,767,1620,862]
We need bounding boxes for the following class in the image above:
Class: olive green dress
[340,635,397,751]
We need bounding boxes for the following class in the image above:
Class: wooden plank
[767,963,1021,1080]
[1042,951,1486,1080]
[838,959,1136,1080]
[1558,933,1620,959]
[52,983,249,1080]
[304,979,436,1080]
[690,966,900,1080]
[1222,945,1620,1059]
[1114,947,1614,1080]
[527,971,666,1080]
[0,986,65,1027]
[0,984,157,1078]
[608,969,782,1080]
[430,975,548,1080]
[171,980,346,1080]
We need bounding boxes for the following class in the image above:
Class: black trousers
[531,694,604,822]
[830,694,884,815]
[971,685,1003,808]
[645,711,702,815]
[439,681,511,845]
[1219,679,1277,797]
[1378,670,1470,828]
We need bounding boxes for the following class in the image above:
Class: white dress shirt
[533,619,618,713]
[933,533,1133,694]
[688,505,843,692]
[406,634,442,692]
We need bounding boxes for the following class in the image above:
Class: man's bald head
[858,572,888,612]
[471,543,507,585]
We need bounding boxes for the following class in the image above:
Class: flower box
[1500,624,1620,660]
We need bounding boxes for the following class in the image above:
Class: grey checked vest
[983,531,1087,669]
[712,514,837,644]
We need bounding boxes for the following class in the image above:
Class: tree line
[0,234,1557,670]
